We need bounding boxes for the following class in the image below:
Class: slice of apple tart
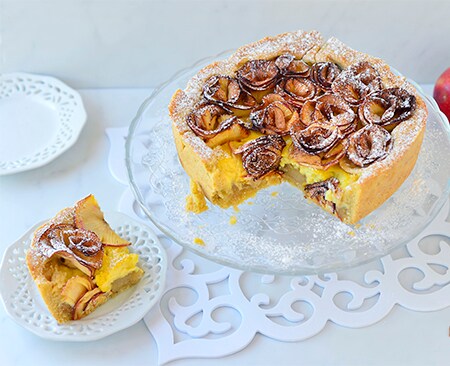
[26,195,144,323]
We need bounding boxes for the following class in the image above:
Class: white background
[1,0,450,88]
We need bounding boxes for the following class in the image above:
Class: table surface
[1,87,449,366]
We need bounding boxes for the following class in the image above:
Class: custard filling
[188,134,359,212]
[94,246,142,293]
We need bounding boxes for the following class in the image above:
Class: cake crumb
[271,191,279,197]
[247,201,254,205]
[186,181,208,213]
[233,205,240,213]
[229,216,237,225]
[347,231,356,237]
[194,237,205,246]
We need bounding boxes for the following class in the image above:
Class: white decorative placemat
[108,127,450,365]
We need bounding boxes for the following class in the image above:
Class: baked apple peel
[346,124,393,167]
[275,78,317,108]
[332,61,382,105]
[73,288,103,320]
[300,94,357,137]
[250,93,300,135]
[187,104,242,138]
[237,60,280,92]
[61,276,94,307]
[203,75,257,110]
[304,178,340,214]
[234,135,286,179]
[358,87,416,127]
[275,54,311,78]
[290,123,348,170]
[310,62,341,91]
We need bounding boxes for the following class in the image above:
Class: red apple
[433,68,450,122]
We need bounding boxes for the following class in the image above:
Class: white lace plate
[0,72,86,175]
[0,211,167,341]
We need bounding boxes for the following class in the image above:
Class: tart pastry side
[169,31,427,224]
[26,195,144,323]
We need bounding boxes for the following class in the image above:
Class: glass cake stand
[125,51,450,275]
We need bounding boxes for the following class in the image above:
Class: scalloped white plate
[0,211,167,341]
[0,72,87,175]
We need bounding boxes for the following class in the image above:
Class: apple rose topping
[236,60,279,92]
[203,75,257,110]
[234,135,286,179]
[275,78,317,108]
[37,224,103,276]
[275,54,310,77]
[291,123,340,154]
[358,87,416,127]
[332,61,382,105]
[300,94,357,136]
[346,124,393,167]
[187,104,241,139]
[290,123,348,169]
[310,62,341,91]
[250,94,300,135]
[304,178,339,214]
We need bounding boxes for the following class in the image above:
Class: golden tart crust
[169,30,427,224]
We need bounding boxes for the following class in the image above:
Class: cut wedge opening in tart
[169,30,427,224]
[26,195,144,323]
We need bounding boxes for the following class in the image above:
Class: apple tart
[169,30,428,224]
[26,195,144,323]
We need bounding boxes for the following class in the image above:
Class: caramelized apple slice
[250,93,300,135]
[234,135,286,179]
[55,251,94,277]
[275,54,310,77]
[75,195,130,246]
[83,292,108,315]
[310,62,341,91]
[203,75,257,114]
[206,122,250,148]
[236,60,279,92]
[73,287,103,320]
[61,276,94,307]
[304,178,340,214]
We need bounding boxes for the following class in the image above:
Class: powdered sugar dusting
[183,131,226,161]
